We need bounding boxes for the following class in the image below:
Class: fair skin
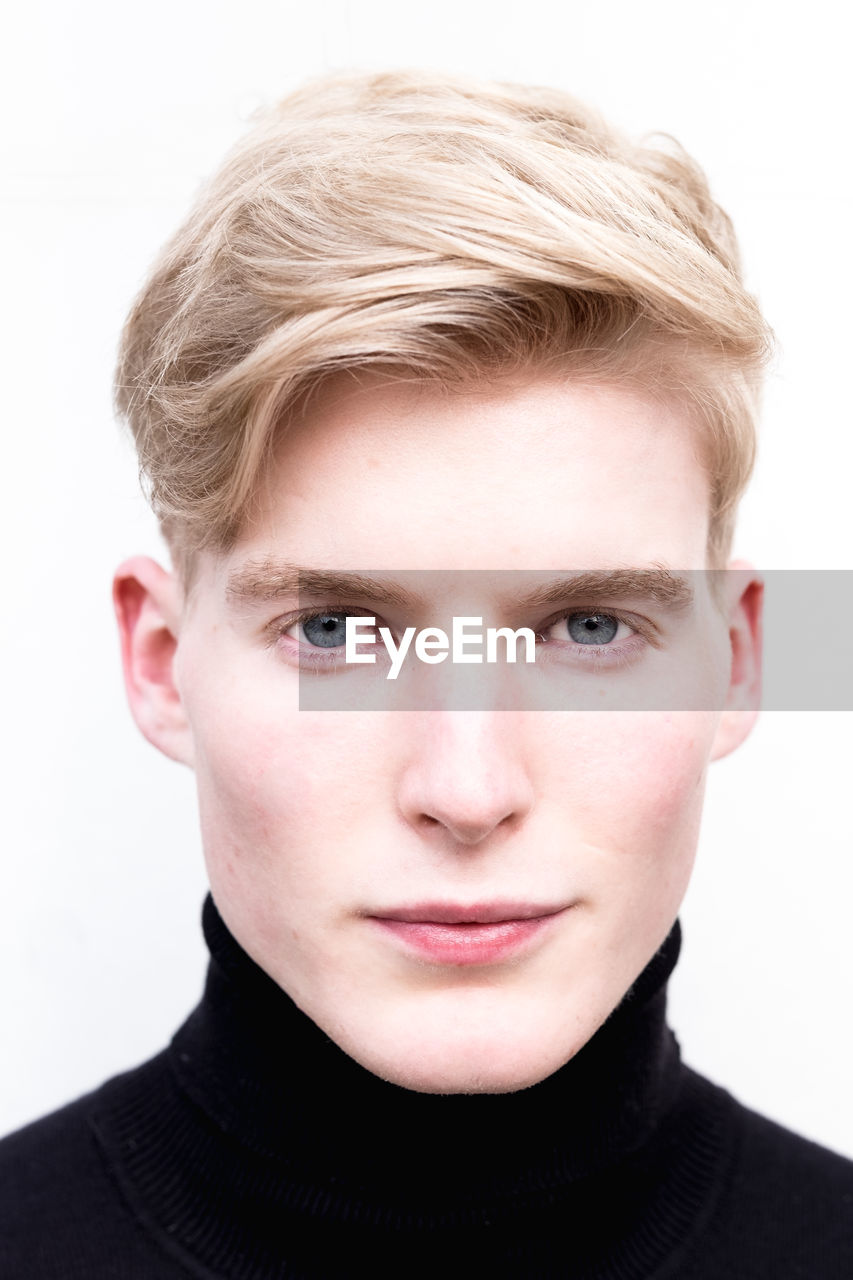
[114,370,762,1094]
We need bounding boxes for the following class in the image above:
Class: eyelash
[268,603,652,672]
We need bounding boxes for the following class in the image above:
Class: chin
[378,1058,566,1095]
[331,995,595,1095]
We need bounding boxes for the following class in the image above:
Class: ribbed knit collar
[92,895,732,1278]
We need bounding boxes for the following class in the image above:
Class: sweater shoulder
[0,1061,196,1280]
[683,1075,853,1280]
[737,1096,853,1180]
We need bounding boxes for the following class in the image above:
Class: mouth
[367,901,569,965]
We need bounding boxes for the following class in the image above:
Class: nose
[396,711,535,849]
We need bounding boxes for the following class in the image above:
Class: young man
[1,69,851,1277]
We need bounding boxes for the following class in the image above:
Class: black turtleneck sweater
[2,896,852,1278]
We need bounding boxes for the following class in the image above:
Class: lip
[371,900,564,924]
[367,901,568,966]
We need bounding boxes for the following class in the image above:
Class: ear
[710,558,764,762]
[113,555,194,767]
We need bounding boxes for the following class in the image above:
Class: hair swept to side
[114,68,773,575]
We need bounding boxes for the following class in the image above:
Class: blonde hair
[114,69,773,577]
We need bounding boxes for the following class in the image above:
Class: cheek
[550,712,714,855]
[187,683,379,956]
[187,666,381,868]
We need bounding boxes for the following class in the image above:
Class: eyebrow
[225,560,695,613]
[226,561,421,609]
[512,569,695,612]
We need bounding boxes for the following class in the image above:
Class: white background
[1,0,851,1154]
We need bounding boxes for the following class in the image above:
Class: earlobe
[710,560,764,762]
[113,555,194,767]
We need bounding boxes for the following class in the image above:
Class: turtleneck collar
[92,894,732,1278]
[181,894,683,1198]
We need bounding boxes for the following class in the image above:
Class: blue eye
[566,612,619,645]
[301,613,351,648]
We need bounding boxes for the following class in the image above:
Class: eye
[565,612,621,645]
[271,606,386,674]
[542,611,633,646]
[291,611,353,649]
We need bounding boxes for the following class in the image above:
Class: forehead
[225,370,711,576]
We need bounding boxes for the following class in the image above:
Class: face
[116,370,762,1093]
